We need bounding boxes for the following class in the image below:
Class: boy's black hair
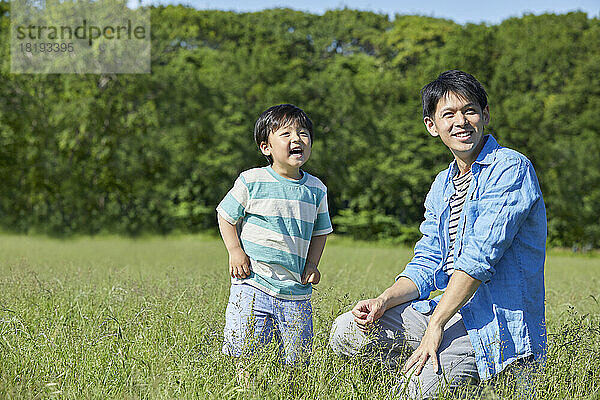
[421,70,488,119]
[254,104,314,165]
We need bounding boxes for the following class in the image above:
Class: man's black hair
[421,70,488,119]
[254,104,314,165]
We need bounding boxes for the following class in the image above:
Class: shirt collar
[265,165,308,185]
[473,134,500,166]
[448,134,500,176]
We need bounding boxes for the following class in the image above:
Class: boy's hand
[301,262,320,285]
[228,247,251,279]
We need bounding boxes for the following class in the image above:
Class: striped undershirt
[443,169,473,276]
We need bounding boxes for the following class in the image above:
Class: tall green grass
[0,234,598,399]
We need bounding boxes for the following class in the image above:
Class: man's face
[424,92,490,168]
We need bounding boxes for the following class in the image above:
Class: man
[329,70,547,399]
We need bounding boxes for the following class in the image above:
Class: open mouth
[454,131,472,138]
[289,148,303,156]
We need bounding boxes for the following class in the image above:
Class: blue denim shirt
[399,135,547,380]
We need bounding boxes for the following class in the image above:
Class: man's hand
[349,278,420,333]
[301,262,320,285]
[401,270,480,376]
[351,297,386,332]
[228,247,251,279]
[402,320,444,376]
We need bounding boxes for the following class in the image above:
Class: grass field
[1,234,599,399]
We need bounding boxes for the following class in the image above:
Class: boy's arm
[217,214,251,279]
[301,234,327,285]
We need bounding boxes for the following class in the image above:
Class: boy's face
[260,123,312,180]
[424,91,490,167]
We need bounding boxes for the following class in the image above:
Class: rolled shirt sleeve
[453,157,542,283]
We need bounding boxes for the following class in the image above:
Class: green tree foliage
[0,3,598,247]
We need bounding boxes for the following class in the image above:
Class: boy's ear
[424,116,438,137]
[259,141,271,156]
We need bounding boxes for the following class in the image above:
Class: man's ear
[424,116,438,137]
[259,141,271,156]
[483,105,490,125]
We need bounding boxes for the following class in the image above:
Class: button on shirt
[398,135,547,380]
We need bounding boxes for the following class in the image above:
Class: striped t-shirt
[216,166,333,300]
[443,169,473,276]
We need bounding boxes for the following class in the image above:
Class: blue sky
[128,0,599,24]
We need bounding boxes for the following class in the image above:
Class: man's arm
[301,234,327,284]
[217,214,250,279]
[453,158,542,282]
[402,270,481,375]
[396,175,444,300]
[351,175,444,332]
[352,277,419,332]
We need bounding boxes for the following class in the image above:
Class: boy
[217,104,333,366]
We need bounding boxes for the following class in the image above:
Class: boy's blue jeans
[223,283,313,365]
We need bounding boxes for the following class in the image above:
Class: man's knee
[392,371,448,400]
[329,311,365,357]
[394,361,479,399]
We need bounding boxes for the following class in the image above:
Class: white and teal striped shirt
[216,166,333,300]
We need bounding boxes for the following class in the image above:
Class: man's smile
[453,130,473,140]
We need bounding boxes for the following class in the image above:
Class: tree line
[0,3,598,247]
